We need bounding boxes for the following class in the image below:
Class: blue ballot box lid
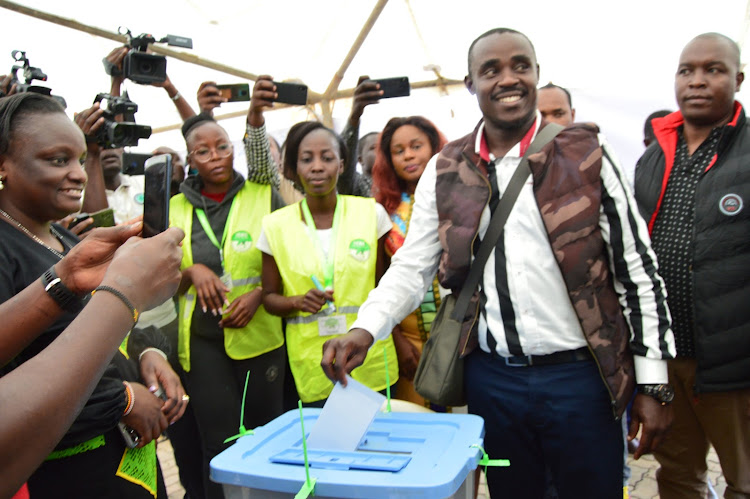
[210,409,485,499]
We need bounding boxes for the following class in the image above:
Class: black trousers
[465,349,623,499]
[162,317,206,499]
[28,428,168,499]
[185,333,285,499]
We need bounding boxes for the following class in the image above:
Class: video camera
[93,92,151,149]
[104,27,192,85]
[8,50,67,108]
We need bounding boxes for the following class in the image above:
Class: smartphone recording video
[216,83,250,102]
[143,154,172,238]
[372,76,410,99]
[272,82,308,105]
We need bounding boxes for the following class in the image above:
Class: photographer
[76,49,205,495]
[196,77,284,193]
[0,92,187,498]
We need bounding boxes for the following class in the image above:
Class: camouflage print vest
[435,120,634,418]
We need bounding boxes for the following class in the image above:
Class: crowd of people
[0,25,747,499]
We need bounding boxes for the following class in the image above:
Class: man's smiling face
[466,32,540,131]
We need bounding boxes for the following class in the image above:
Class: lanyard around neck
[195,200,237,267]
[301,196,341,289]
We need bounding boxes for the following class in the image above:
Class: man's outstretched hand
[320,328,374,386]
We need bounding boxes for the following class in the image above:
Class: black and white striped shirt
[354,115,675,384]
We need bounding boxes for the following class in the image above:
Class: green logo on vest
[348,239,370,262]
[325,317,340,328]
[231,231,253,252]
[134,193,144,204]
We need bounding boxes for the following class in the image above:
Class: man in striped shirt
[322,28,675,499]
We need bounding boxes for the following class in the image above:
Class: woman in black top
[0,93,185,498]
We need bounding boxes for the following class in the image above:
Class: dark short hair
[181,112,216,141]
[357,131,379,157]
[644,109,673,143]
[540,82,573,108]
[0,93,65,156]
[467,28,536,75]
[282,121,347,184]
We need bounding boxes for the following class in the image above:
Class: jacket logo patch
[719,194,743,216]
[231,231,253,252]
[135,193,145,204]
[349,239,370,262]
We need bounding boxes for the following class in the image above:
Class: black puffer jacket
[634,102,750,393]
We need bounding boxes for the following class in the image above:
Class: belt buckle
[504,354,533,367]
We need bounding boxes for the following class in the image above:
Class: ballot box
[211,409,485,499]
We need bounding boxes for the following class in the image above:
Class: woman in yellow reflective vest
[258,121,398,405]
[171,113,285,499]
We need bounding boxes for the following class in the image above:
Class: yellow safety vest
[262,195,398,402]
[170,181,283,372]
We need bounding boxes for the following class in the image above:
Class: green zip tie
[383,348,391,413]
[470,444,510,471]
[224,370,255,443]
[295,400,316,498]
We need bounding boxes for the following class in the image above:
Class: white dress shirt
[352,114,673,384]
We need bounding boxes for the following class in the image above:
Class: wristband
[92,286,139,325]
[171,91,181,102]
[123,381,135,416]
[41,266,84,314]
[139,347,168,363]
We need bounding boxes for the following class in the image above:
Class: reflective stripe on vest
[286,306,361,324]
[170,182,283,372]
[262,195,398,402]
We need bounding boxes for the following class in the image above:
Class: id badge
[317,315,347,336]
[220,270,234,290]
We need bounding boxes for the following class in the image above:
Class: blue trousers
[465,349,623,499]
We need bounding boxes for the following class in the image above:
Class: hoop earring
[0,174,4,190]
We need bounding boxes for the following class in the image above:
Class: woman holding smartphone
[258,121,398,406]
[171,113,286,499]
[0,93,186,498]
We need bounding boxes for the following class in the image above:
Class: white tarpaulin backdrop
[2,0,749,180]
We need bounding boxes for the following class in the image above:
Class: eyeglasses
[190,143,233,163]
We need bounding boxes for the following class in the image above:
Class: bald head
[686,33,741,70]
[676,32,744,128]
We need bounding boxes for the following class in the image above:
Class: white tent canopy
[2,0,749,178]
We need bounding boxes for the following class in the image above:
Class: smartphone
[69,207,115,233]
[216,83,250,102]
[121,152,152,176]
[372,76,410,99]
[117,422,140,449]
[272,81,308,105]
[143,154,172,238]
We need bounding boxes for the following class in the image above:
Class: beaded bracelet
[123,381,135,416]
[92,286,139,325]
[139,347,168,363]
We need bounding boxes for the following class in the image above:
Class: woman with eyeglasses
[170,113,286,499]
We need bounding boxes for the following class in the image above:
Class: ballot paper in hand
[305,375,385,451]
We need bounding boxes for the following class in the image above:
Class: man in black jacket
[634,32,749,498]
